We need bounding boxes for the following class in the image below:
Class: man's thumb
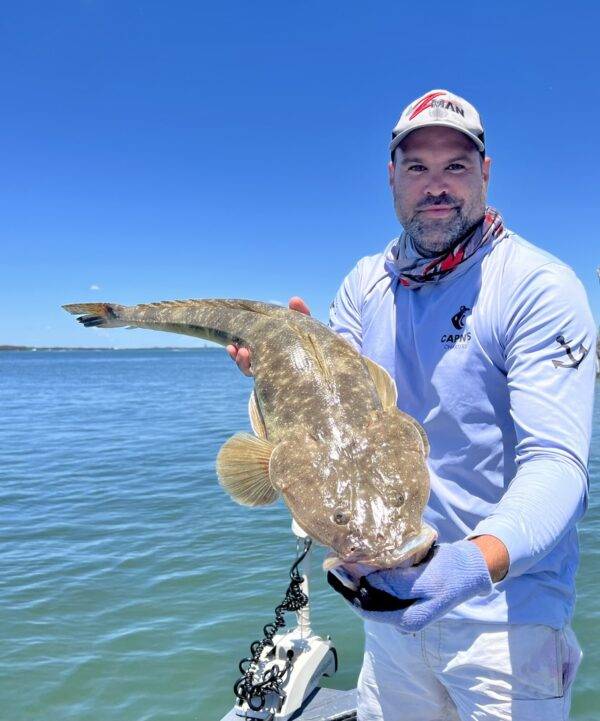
[289,296,311,316]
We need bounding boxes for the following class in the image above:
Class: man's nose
[423,170,449,197]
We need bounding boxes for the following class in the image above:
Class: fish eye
[333,510,350,525]
[397,492,406,506]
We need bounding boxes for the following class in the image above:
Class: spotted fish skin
[63,298,435,568]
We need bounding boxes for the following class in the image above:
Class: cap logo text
[409,92,465,121]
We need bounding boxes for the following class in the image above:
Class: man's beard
[397,194,485,258]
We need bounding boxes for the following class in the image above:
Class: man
[228,89,597,720]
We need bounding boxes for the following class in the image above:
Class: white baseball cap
[390,89,485,156]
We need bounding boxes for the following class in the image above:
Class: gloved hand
[327,567,415,613]
[328,540,493,632]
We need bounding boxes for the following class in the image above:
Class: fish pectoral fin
[248,391,268,439]
[363,357,398,409]
[216,432,277,506]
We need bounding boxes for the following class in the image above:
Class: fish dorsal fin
[216,432,277,506]
[248,391,268,439]
[363,357,398,410]
[123,298,283,316]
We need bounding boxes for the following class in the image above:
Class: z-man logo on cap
[409,92,465,121]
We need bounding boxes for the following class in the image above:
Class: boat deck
[219,687,357,721]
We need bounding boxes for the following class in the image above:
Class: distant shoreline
[0,345,216,352]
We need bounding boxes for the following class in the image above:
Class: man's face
[388,126,491,257]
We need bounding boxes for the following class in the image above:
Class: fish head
[269,409,436,569]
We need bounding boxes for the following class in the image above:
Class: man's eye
[407,164,426,172]
[447,163,466,171]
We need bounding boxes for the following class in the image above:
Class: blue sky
[1,1,598,347]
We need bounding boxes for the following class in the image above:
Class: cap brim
[390,121,485,154]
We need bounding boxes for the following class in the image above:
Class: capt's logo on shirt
[441,305,472,350]
[451,305,471,329]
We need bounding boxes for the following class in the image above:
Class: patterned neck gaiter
[386,207,505,289]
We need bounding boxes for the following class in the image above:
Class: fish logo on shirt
[451,305,471,330]
[552,335,589,369]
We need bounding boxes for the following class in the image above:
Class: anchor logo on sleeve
[552,335,589,369]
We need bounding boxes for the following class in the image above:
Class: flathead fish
[63,299,436,569]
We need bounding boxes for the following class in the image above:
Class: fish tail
[62,302,129,328]
[63,298,291,345]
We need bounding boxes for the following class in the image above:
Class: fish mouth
[323,523,437,573]
[378,523,438,569]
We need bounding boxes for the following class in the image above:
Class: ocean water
[1,349,598,721]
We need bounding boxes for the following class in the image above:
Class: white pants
[358,619,581,721]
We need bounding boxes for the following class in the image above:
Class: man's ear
[388,160,395,187]
[482,156,491,186]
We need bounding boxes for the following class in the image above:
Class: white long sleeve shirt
[329,228,596,627]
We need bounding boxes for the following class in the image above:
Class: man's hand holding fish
[339,540,493,632]
[227,296,311,376]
